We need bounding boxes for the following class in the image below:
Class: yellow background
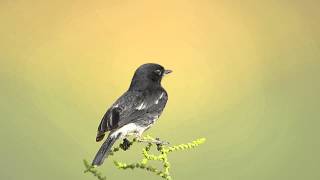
[1,0,319,179]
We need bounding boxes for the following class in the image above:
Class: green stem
[83,136,206,180]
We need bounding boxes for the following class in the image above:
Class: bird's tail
[92,132,121,166]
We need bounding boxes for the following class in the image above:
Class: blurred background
[1,0,319,180]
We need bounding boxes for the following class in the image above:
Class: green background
[1,0,319,179]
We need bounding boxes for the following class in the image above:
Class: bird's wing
[117,89,168,127]
[96,91,144,141]
[96,89,168,141]
[145,90,168,117]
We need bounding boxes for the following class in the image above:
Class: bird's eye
[154,69,162,76]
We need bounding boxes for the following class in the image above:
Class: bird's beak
[164,69,172,75]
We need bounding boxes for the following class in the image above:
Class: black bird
[92,63,172,166]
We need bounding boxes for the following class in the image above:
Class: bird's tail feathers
[92,132,121,166]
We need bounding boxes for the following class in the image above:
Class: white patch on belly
[111,123,148,138]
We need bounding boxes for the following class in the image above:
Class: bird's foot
[119,138,133,151]
[137,137,170,146]
[156,138,170,146]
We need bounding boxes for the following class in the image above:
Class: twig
[83,136,206,180]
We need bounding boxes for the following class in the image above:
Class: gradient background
[1,0,319,180]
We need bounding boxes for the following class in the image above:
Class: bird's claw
[155,137,170,145]
[137,137,169,146]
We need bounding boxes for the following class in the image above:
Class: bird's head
[129,63,172,91]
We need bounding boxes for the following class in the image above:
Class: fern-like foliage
[83,136,206,180]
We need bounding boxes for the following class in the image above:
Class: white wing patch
[155,92,165,104]
[136,102,146,110]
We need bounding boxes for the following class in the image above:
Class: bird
[92,63,172,166]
